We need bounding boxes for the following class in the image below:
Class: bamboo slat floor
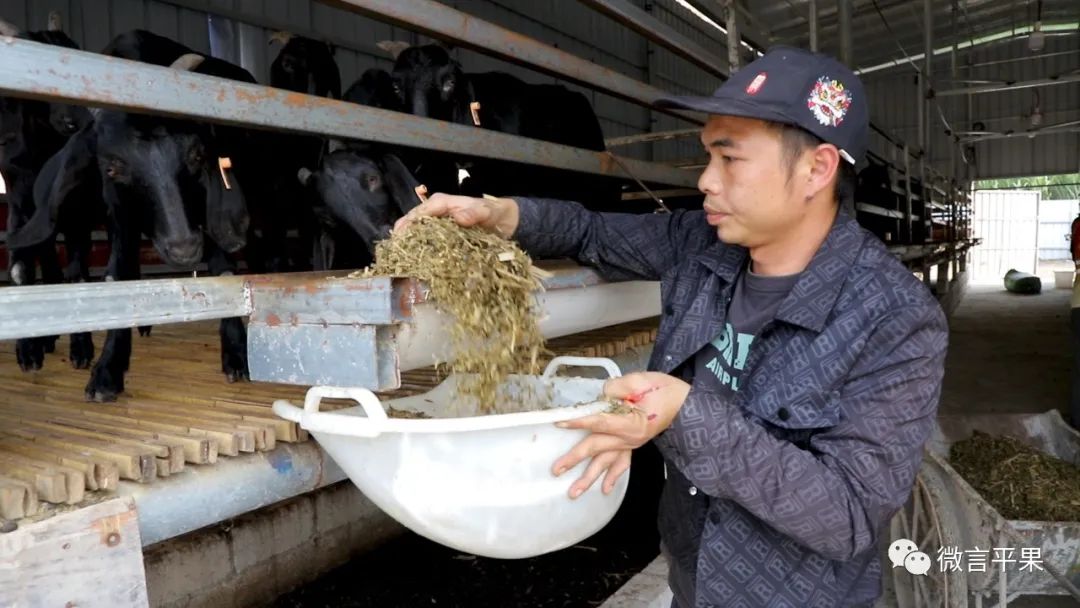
[0,318,658,520]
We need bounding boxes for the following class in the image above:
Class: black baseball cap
[655,45,868,166]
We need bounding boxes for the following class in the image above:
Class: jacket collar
[691,210,865,333]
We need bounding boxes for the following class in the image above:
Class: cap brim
[655,94,858,165]
[654,94,796,127]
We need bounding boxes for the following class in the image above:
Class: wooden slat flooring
[0,317,658,519]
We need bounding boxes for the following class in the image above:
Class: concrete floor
[939,283,1079,607]
[939,283,1074,420]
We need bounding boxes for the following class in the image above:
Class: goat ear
[327,139,347,154]
[376,40,411,60]
[380,154,423,215]
[203,163,249,253]
[8,125,98,249]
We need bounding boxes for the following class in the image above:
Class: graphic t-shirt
[693,267,800,398]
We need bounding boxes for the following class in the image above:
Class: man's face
[697,115,808,248]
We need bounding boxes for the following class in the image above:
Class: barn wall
[0,0,719,163]
[862,34,1080,181]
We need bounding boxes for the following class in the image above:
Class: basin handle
[270,387,389,438]
[303,385,389,422]
[541,356,622,381]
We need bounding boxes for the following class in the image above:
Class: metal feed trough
[889,410,1080,607]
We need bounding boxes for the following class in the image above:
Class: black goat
[381,42,629,211]
[9,53,241,402]
[0,14,94,371]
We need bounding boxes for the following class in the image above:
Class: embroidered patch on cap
[807,76,852,127]
[746,72,767,95]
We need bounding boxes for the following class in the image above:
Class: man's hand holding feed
[393,193,520,238]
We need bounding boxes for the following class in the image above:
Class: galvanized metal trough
[889,410,1080,607]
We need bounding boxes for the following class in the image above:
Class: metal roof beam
[935,72,1080,96]
[681,0,772,53]
[575,0,728,79]
[771,0,1026,37]
[960,126,1080,144]
[855,20,1080,74]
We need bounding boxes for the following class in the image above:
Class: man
[395,46,948,607]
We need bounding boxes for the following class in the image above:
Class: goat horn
[0,18,21,37]
[297,168,313,185]
[47,10,61,31]
[269,31,293,46]
[327,139,346,154]
[169,53,205,71]
[376,40,411,60]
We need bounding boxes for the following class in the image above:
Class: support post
[924,0,933,184]
[904,144,914,243]
[837,0,853,66]
[809,0,819,52]
[724,0,740,73]
[916,67,927,244]
[937,260,950,296]
[949,1,958,244]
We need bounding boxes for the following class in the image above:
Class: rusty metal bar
[605,128,702,147]
[575,0,727,79]
[622,188,700,201]
[318,0,703,125]
[0,38,698,189]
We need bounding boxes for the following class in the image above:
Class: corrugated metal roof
[749,0,1077,72]
[0,0,1074,178]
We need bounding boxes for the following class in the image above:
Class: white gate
[972,190,1041,283]
[1038,199,1079,262]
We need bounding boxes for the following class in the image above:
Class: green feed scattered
[949,430,1080,522]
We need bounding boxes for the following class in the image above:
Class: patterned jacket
[511,197,949,608]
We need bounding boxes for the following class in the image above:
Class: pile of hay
[949,430,1080,521]
[355,216,550,414]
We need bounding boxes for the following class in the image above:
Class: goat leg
[10,248,45,372]
[63,230,94,369]
[85,328,130,402]
[86,228,135,402]
[208,245,248,383]
[36,239,64,355]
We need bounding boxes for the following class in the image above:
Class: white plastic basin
[271,356,629,559]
